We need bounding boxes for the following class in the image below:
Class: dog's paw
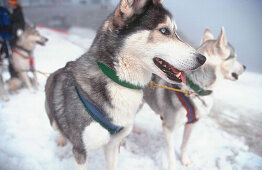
[181,155,192,166]
[167,163,176,170]
[29,89,36,94]
[2,96,9,102]
[56,135,67,147]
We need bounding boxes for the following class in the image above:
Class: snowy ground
[0,27,261,170]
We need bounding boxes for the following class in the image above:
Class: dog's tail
[201,28,214,44]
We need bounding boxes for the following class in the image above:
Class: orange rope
[149,81,197,96]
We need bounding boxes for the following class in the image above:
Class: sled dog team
[1,0,245,170]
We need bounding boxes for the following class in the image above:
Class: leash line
[35,70,50,78]
[0,62,50,78]
[9,49,51,78]
[149,81,197,96]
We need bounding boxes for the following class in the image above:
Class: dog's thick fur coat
[45,0,206,169]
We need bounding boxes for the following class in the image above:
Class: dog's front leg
[33,71,39,89]
[181,123,195,166]
[104,139,121,170]
[163,125,176,170]
[73,147,87,170]
[19,72,35,93]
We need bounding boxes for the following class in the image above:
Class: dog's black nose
[196,54,206,65]
[243,65,246,70]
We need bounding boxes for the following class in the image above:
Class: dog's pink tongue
[181,72,186,84]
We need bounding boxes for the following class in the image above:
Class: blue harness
[75,86,123,135]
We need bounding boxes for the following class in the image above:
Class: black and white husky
[143,27,246,170]
[45,0,206,169]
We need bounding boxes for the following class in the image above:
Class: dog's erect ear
[113,0,148,28]
[153,0,164,4]
[217,27,228,48]
[201,28,214,44]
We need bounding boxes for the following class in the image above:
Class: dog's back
[45,60,99,150]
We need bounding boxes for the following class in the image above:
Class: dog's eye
[159,28,170,35]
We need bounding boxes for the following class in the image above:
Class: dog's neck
[17,38,36,52]
[115,54,152,87]
[14,45,32,56]
[187,63,218,90]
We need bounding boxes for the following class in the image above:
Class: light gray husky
[45,0,206,170]
[9,24,48,93]
[143,27,246,170]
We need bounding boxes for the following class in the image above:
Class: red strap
[29,57,35,71]
[12,50,35,71]
[13,49,30,59]
[175,91,198,124]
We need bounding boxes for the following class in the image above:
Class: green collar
[97,62,143,90]
[186,77,212,96]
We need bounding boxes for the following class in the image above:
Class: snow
[0,27,262,170]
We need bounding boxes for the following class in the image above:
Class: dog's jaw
[115,53,152,87]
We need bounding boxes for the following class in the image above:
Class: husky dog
[143,27,246,170]
[45,0,206,169]
[10,24,48,93]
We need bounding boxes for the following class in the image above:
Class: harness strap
[75,86,123,135]
[97,62,143,90]
[175,91,198,124]
[12,49,35,71]
[13,49,30,59]
[186,77,212,96]
[29,57,35,71]
[15,45,32,55]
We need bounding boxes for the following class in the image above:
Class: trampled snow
[0,27,261,170]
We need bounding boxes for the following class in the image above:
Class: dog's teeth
[176,72,181,78]
[163,64,167,68]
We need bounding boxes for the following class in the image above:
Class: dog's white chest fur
[106,82,143,126]
[12,52,32,71]
[82,82,143,151]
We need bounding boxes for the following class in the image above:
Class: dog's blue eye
[160,28,169,35]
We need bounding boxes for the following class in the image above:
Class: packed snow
[0,27,261,170]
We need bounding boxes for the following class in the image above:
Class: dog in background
[143,27,245,170]
[45,0,206,170]
[9,24,48,93]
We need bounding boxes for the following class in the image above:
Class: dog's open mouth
[232,73,239,80]
[153,57,186,83]
[36,41,45,46]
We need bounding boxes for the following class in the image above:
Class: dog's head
[18,25,48,50]
[200,27,245,81]
[100,0,206,84]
